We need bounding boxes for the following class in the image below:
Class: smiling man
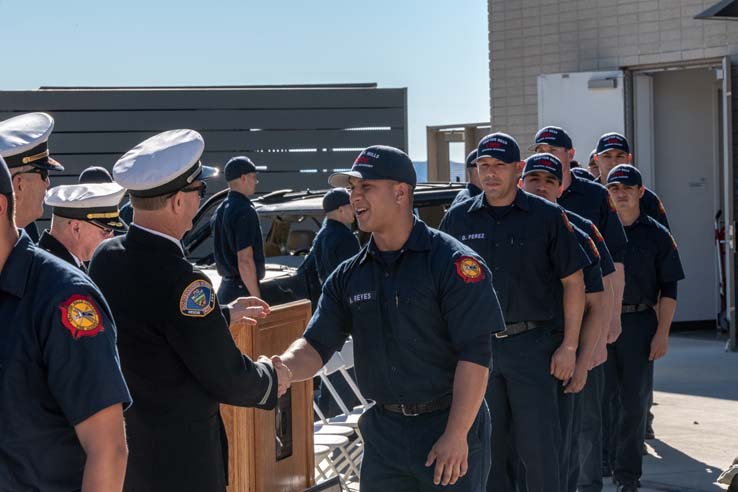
[440,133,589,492]
[275,145,505,492]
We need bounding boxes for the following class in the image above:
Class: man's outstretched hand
[268,355,292,397]
[228,297,271,325]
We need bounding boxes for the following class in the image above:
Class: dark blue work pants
[359,403,491,492]
[604,310,657,487]
[487,328,561,492]
[577,363,605,492]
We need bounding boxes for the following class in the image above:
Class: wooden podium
[221,300,315,492]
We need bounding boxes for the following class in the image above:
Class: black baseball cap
[224,156,257,181]
[529,126,573,151]
[572,167,596,181]
[597,133,630,155]
[79,166,114,184]
[522,153,563,182]
[465,149,478,168]
[322,188,351,213]
[606,164,642,187]
[476,132,520,164]
[0,156,11,194]
[328,145,416,188]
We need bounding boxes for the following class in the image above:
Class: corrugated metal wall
[0,84,407,231]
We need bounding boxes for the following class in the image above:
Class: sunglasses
[178,182,207,199]
[89,221,114,236]
[12,167,49,181]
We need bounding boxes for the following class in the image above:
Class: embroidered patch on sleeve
[561,212,574,232]
[455,256,485,283]
[669,234,678,251]
[59,295,104,339]
[180,279,216,317]
[658,199,667,216]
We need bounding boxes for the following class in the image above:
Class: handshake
[226,296,293,398]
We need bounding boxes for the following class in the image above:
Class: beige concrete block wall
[488,0,738,148]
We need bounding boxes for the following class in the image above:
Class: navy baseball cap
[225,156,257,181]
[606,164,642,187]
[522,153,563,182]
[597,132,630,155]
[0,156,11,194]
[572,167,596,181]
[328,145,416,188]
[476,132,520,164]
[322,188,351,213]
[529,126,573,151]
[79,166,113,184]
[465,149,478,168]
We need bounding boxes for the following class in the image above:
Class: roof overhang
[695,0,738,20]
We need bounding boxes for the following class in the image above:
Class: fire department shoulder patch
[180,279,216,317]
[59,294,104,339]
[591,224,605,244]
[455,256,485,283]
[587,237,600,258]
[658,199,667,216]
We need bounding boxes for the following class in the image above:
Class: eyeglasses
[88,221,114,236]
[12,167,49,181]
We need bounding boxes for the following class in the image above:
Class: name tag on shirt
[461,233,486,241]
[348,291,376,305]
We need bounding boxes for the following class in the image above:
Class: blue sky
[0,0,489,161]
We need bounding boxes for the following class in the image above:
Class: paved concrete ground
[603,332,738,492]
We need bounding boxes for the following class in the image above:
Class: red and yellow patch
[561,212,574,232]
[587,237,600,258]
[670,234,678,250]
[658,199,667,216]
[455,256,485,283]
[59,295,104,339]
[590,224,604,244]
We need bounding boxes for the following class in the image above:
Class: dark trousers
[577,363,605,492]
[359,403,491,492]
[560,390,581,492]
[217,278,252,305]
[604,310,657,486]
[487,328,561,492]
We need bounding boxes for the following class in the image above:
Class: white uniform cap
[45,182,128,232]
[112,129,218,197]
[0,112,64,171]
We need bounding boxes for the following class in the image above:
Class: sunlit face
[348,178,403,233]
[588,160,600,179]
[244,173,258,196]
[534,144,573,168]
[521,171,562,203]
[476,156,523,202]
[336,203,355,225]
[607,183,644,213]
[596,150,630,182]
[180,180,206,232]
[12,166,49,226]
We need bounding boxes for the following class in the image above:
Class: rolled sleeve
[440,251,504,368]
[303,271,352,364]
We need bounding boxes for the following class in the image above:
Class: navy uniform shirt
[640,187,670,230]
[440,189,589,325]
[571,223,604,294]
[450,182,483,208]
[565,211,616,278]
[89,225,278,491]
[23,221,40,242]
[559,171,628,262]
[38,230,85,271]
[211,190,266,282]
[0,232,131,492]
[304,218,505,405]
[310,218,361,283]
[622,214,685,306]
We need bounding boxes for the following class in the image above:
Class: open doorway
[632,62,727,323]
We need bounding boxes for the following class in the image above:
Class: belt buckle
[495,331,509,339]
[400,404,420,417]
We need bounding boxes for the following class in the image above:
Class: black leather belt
[381,395,453,417]
[621,303,651,314]
[495,321,550,339]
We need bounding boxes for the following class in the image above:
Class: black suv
[182,183,465,305]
